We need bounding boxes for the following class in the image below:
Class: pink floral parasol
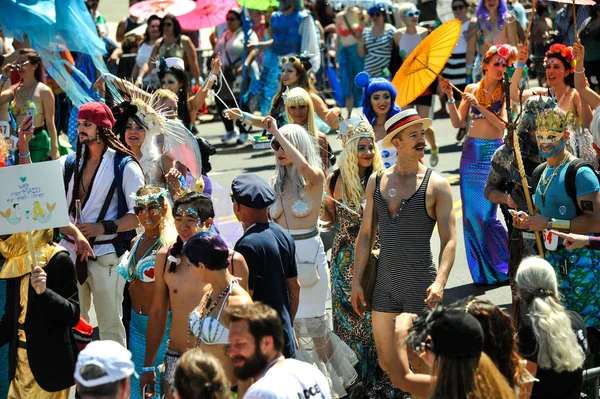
[129,0,196,19]
[177,0,239,30]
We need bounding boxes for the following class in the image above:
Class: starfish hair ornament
[337,114,375,148]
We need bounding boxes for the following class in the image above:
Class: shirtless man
[140,192,248,398]
[351,109,456,395]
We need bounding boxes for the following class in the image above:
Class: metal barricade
[582,366,600,399]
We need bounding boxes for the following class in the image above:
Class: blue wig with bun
[355,72,401,126]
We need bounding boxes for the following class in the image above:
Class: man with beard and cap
[231,173,299,360]
[262,0,321,73]
[228,302,331,398]
[484,95,556,326]
[351,108,457,385]
[0,229,80,398]
[513,107,600,353]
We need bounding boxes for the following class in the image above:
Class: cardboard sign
[543,229,559,251]
[0,161,69,235]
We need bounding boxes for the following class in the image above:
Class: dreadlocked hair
[68,126,140,217]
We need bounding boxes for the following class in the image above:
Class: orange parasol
[392,19,463,108]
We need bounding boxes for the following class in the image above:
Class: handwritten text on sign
[0,161,69,235]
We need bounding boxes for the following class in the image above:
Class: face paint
[536,128,565,158]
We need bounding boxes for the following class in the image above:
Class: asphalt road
[196,108,512,311]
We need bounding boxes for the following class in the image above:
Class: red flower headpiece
[544,44,576,73]
[484,44,518,67]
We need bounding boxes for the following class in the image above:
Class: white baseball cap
[74,341,137,388]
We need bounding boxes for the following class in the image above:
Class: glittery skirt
[546,247,600,328]
[460,137,509,284]
[129,309,171,398]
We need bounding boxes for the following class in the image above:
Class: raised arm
[573,42,600,110]
[264,116,324,187]
[390,313,434,396]
[510,45,535,103]
[189,53,222,112]
[41,86,59,160]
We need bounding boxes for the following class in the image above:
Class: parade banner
[0,161,69,235]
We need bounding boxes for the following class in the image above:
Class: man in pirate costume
[484,95,556,325]
[0,229,80,398]
[58,101,145,347]
[513,107,600,335]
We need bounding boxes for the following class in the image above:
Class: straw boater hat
[382,109,432,148]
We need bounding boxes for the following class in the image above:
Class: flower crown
[337,115,375,148]
[132,98,164,135]
[544,44,576,74]
[129,188,169,203]
[484,44,518,67]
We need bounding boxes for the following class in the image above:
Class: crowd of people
[1,0,600,397]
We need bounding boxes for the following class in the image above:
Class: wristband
[19,152,30,158]
[142,366,156,373]
[516,62,526,68]
[243,62,249,68]
[448,98,456,104]
[0,77,6,83]
[575,68,585,74]
[100,220,118,235]
[547,218,571,233]
[241,112,247,122]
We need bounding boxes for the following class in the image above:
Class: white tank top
[399,31,422,57]
[453,19,470,55]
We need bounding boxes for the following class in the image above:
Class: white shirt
[59,148,145,259]
[243,359,332,399]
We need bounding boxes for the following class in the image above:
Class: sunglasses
[11,61,30,70]
[493,61,507,67]
[371,11,383,17]
[270,139,285,152]
[164,22,173,27]
[134,203,162,216]
[452,4,465,10]
[405,9,421,17]
[227,17,239,21]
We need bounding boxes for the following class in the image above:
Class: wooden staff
[502,75,545,256]
[27,231,37,269]
[572,0,579,43]
[525,0,538,40]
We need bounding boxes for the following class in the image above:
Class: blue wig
[355,72,401,126]
[476,0,508,31]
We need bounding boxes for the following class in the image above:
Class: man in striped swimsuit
[351,109,457,393]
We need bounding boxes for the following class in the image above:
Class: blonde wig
[284,87,319,140]
[337,137,383,212]
[134,184,178,248]
[151,88,179,111]
[516,257,586,372]
[272,124,323,198]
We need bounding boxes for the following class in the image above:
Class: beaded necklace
[188,281,233,348]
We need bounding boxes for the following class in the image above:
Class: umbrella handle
[525,0,538,41]
[450,83,463,95]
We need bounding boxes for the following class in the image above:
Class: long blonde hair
[135,185,177,248]
[285,87,318,140]
[516,257,586,372]
[337,136,383,211]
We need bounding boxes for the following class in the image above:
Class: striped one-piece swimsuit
[372,168,438,315]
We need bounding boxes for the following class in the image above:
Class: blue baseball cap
[231,174,275,209]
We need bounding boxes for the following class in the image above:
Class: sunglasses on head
[452,4,465,10]
[270,139,285,152]
[405,9,421,17]
[134,202,162,216]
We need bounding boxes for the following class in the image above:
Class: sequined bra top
[118,237,162,283]
[470,98,503,120]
